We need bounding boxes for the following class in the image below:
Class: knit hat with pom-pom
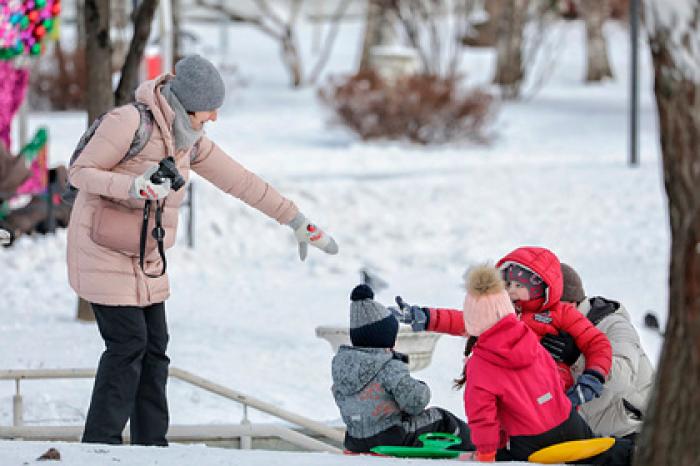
[463,264,516,336]
[349,284,399,348]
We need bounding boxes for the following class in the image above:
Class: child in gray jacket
[332,284,473,454]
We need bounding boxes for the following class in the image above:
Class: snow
[0,14,665,466]
[644,0,700,82]
[1,440,530,465]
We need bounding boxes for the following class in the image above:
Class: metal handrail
[0,367,343,452]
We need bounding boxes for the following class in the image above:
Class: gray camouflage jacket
[332,345,437,439]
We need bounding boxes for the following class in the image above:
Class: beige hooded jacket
[66,76,298,306]
[571,299,654,437]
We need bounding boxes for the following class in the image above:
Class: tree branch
[115,0,159,106]
[195,0,283,40]
[308,0,353,84]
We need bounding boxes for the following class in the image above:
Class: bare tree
[172,0,183,61]
[79,0,159,321]
[462,0,505,48]
[195,0,351,87]
[85,0,113,123]
[79,0,113,322]
[387,0,471,78]
[493,0,528,99]
[76,0,87,49]
[634,1,700,464]
[577,0,613,82]
[359,0,394,71]
[112,0,131,71]
[114,0,160,106]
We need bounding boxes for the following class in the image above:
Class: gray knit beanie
[170,54,225,112]
[561,263,586,304]
[349,285,399,348]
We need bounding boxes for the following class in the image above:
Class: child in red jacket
[496,246,611,405]
[457,264,593,462]
[392,246,612,408]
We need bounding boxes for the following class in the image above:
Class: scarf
[160,82,203,152]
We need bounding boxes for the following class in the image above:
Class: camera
[150,156,185,191]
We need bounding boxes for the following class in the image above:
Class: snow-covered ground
[1,440,534,465]
[0,14,665,465]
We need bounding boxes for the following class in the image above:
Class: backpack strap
[124,102,155,163]
[586,296,620,326]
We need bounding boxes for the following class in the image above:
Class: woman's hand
[288,213,338,261]
[129,165,172,200]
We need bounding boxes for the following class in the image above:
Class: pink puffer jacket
[66,75,299,306]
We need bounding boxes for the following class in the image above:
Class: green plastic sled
[371,432,462,458]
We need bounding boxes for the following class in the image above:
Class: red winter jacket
[465,314,572,454]
[496,247,611,388]
[427,247,612,389]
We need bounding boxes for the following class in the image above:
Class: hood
[135,74,176,155]
[497,246,563,309]
[471,314,540,369]
[579,296,630,324]
[332,345,393,396]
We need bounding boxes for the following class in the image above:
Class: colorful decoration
[14,127,48,196]
[1,127,49,218]
[0,60,29,148]
[0,0,61,60]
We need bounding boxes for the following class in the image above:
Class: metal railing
[0,367,342,453]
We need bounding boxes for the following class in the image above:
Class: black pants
[82,302,170,446]
[497,409,632,466]
[345,407,475,453]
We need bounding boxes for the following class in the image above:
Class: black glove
[392,350,410,364]
[541,331,582,366]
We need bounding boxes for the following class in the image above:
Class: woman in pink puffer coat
[68,55,338,446]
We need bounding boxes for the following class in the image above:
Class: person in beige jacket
[68,55,338,446]
[540,264,653,441]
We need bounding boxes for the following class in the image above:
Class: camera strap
[139,200,167,278]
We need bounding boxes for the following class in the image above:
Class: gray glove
[129,165,172,200]
[388,296,429,332]
[288,212,339,261]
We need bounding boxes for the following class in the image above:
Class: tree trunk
[359,0,392,71]
[172,0,182,61]
[76,0,87,49]
[80,0,113,322]
[111,0,130,71]
[114,0,159,106]
[463,0,505,48]
[634,3,700,465]
[77,297,95,322]
[493,0,527,99]
[281,29,303,87]
[578,0,613,82]
[85,0,113,123]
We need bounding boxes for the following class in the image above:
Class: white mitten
[0,227,12,246]
[129,165,171,200]
[289,213,339,261]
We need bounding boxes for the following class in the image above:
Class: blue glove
[388,296,429,332]
[567,370,605,407]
